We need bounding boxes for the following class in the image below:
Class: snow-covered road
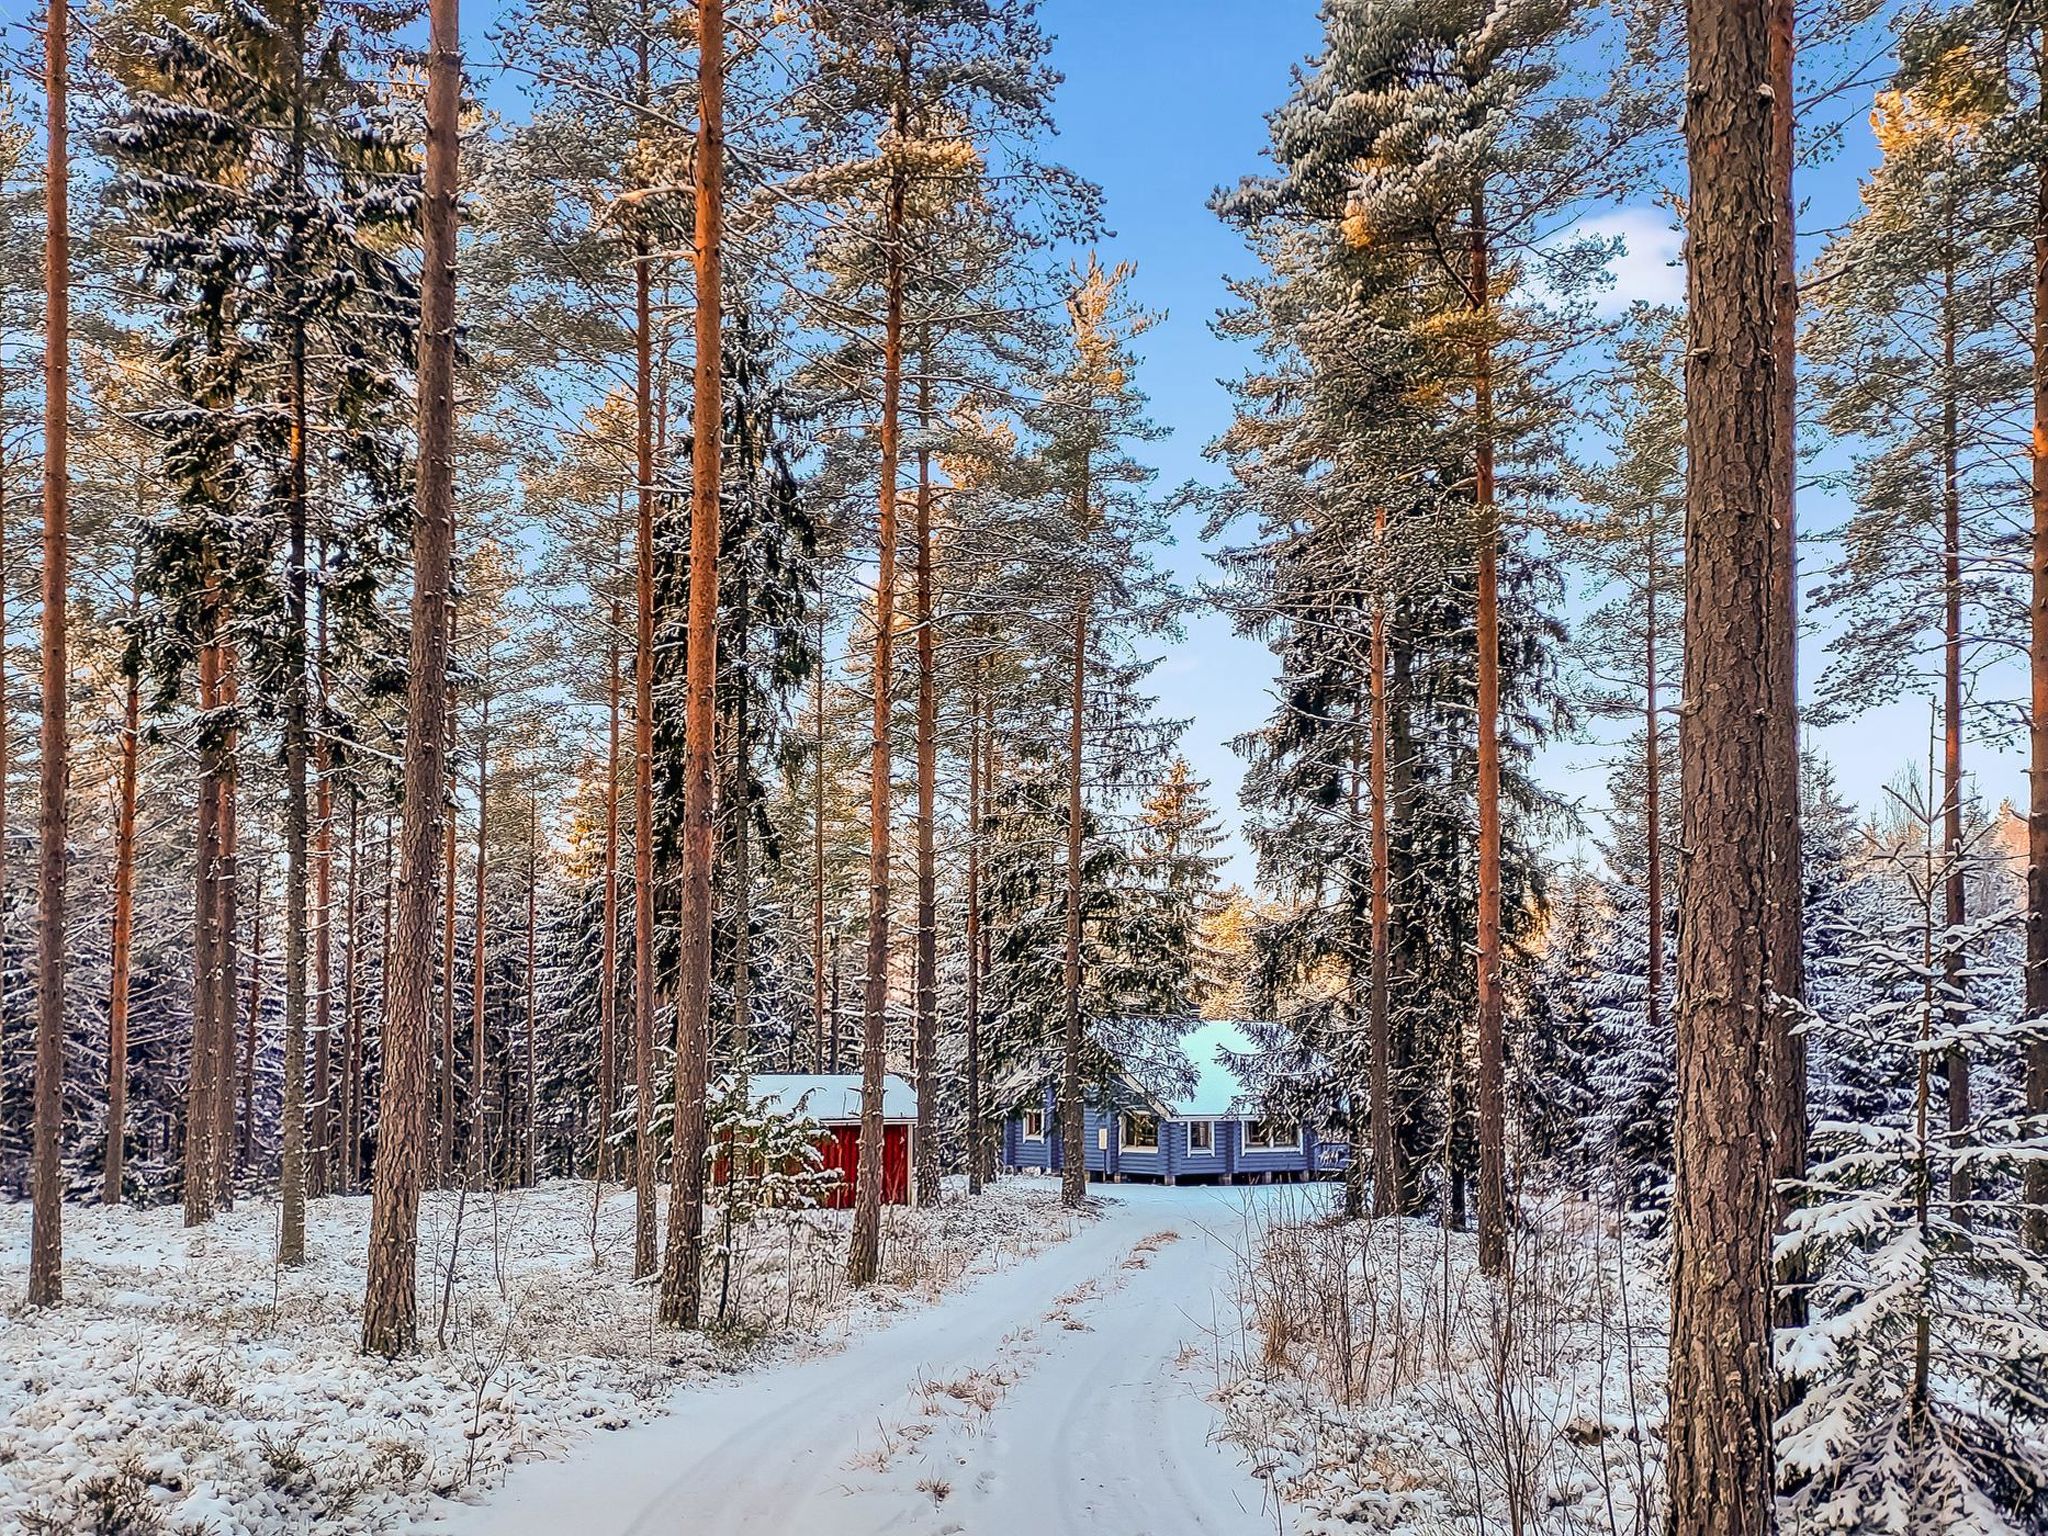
[435,1182,1288,1536]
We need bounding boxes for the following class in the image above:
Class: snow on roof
[740,1073,918,1124]
[1101,1020,1261,1119]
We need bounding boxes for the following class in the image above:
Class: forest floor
[435,1180,1290,1536]
[0,1176,1087,1535]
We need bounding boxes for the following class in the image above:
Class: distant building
[722,1074,919,1208]
[999,1020,1344,1185]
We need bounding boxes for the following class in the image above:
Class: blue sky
[1032,0,1325,885]
[1031,0,2021,885]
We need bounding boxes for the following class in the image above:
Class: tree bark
[629,28,659,1281]
[362,0,458,1355]
[813,604,828,1072]
[599,595,622,1181]
[524,791,538,1184]
[658,0,722,1326]
[849,49,910,1287]
[1060,592,1088,1210]
[343,792,361,1189]
[1470,186,1507,1279]
[313,727,334,1197]
[1369,508,1397,1219]
[2027,16,2048,1254]
[1764,0,1808,1266]
[281,233,313,1256]
[912,339,939,1209]
[213,651,241,1209]
[1942,249,1971,1220]
[242,859,260,1175]
[186,631,223,1229]
[1670,0,1782,1525]
[28,0,69,1305]
[438,654,457,1187]
[965,664,984,1196]
[471,694,489,1186]
[104,583,141,1206]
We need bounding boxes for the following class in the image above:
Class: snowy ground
[0,1177,1085,1535]
[1213,1187,1669,1535]
[437,1180,1292,1536]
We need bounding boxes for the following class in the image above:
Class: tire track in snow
[435,1185,1284,1536]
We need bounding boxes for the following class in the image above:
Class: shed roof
[740,1073,917,1124]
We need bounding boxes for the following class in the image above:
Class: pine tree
[28,0,71,1309]
[1806,55,2029,1214]
[363,0,459,1359]
[1670,0,1787,1523]
[102,0,418,1249]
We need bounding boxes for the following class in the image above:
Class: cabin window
[1186,1119,1214,1154]
[1244,1118,1300,1152]
[1022,1109,1046,1142]
[1121,1113,1159,1152]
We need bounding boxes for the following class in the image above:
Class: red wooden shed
[742,1074,919,1209]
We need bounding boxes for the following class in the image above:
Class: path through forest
[437,1183,1286,1535]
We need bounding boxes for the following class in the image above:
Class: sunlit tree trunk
[850,49,910,1288]
[659,0,723,1324]
[1669,0,1783,1525]
[1470,186,1506,1279]
[2027,16,2048,1254]
[28,0,68,1301]
[104,579,141,1206]
[1369,507,1396,1219]
[362,0,459,1355]
[599,595,622,1181]
[912,340,938,1208]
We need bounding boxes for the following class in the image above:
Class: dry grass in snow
[0,1177,1083,1535]
[1214,1186,1668,1535]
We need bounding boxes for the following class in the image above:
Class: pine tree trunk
[1470,188,1507,1279]
[439,674,458,1187]
[313,734,334,1198]
[524,792,537,1185]
[471,699,489,1186]
[0,361,10,1142]
[104,584,140,1206]
[732,630,753,1084]
[658,0,722,1325]
[1670,1,1782,1525]
[1764,0,1808,1264]
[629,57,659,1283]
[213,653,241,1209]
[2027,19,2048,1254]
[186,631,223,1229]
[343,793,361,1189]
[362,0,459,1355]
[242,862,260,1175]
[281,326,313,1259]
[1060,593,1088,1211]
[599,598,621,1181]
[1644,544,1664,1107]
[1369,507,1397,1219]
[965,665,983,1197]
[28,0,69,1304]
[813,605,828,1073]
[912,346,939,1210]
[849,54,909,1288]
[1941,249,1971,1220]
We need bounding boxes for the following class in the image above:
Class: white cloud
[1564,206,1684,315]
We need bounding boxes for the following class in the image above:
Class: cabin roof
[741,1073,917,1124]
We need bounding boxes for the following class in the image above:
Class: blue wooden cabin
[999,1020,1346,1185]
